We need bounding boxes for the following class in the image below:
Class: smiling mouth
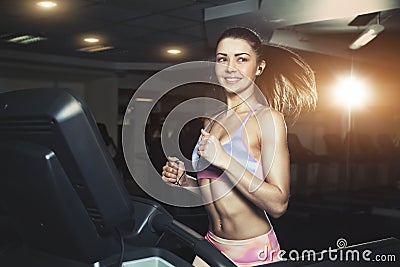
[224,77,242,83]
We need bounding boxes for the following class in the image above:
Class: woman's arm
[198,108,290,218]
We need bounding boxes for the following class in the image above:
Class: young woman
[161,27,317,266]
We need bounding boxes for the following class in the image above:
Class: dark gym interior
[0,1,399,266]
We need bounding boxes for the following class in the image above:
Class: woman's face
[215,37,260,94]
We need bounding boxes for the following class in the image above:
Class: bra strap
[240,103,263,127]
[204,109,225,131]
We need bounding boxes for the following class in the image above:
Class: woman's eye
[216,57,226,62]
[238,57,248,62]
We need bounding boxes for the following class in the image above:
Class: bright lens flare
[37,1,58,8]
[335,77,368,108]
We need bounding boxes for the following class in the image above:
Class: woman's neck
[226,92,257,113]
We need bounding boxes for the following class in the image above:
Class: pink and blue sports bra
[192,104,264,182]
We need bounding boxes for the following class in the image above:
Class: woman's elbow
[270,199,288,219]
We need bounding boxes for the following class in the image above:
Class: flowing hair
[218,27,318,124]
[256,44,317,124]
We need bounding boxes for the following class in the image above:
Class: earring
[257,66,263,75]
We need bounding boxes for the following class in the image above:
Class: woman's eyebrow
[234,53,250,57]
[216,52,250,57]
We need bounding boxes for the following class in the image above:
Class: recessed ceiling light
[84,37,99,43]
[37,1,58,9]
[167,49,181,55]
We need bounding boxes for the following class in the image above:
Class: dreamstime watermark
[257,238,397,263]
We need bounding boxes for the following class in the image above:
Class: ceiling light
[135,97,154,102]
[37,1,58,9]
[8,35,31,43]
[167,49,181,55]
[78,45,114,53]
[349,24,384,50]
[84,37,99,43]
[6,35,47,44]
[19,36,47,44]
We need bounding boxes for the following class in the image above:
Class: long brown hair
[217,27,317,124]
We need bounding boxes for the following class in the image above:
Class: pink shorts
[193,228,281,267]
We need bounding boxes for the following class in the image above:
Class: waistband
[205,227,281,266]
[206,227,274,246]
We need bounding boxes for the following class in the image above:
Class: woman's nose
[226,60,237,73]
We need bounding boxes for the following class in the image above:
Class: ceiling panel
[101,0,193,13]
[175,24,208,40]
[81,3,151,23]
[137,30,202,45]
[93,24,156,42]
[165,2,214,22]
[259,0,400,27]
[198,0,244,5]
[0,0,399,65]
[124,14,200,31]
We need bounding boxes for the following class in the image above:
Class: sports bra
[192,104,264,182]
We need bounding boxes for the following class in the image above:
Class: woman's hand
[197,129,229,170]
[161,157,186,186]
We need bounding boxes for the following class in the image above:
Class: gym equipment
[0,88,235,267]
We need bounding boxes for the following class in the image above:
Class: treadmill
[0,88,235,267]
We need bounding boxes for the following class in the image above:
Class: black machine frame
[0,88,235,267]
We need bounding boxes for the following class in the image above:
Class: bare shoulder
[255,106,286,128]
[253,106,287,140]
